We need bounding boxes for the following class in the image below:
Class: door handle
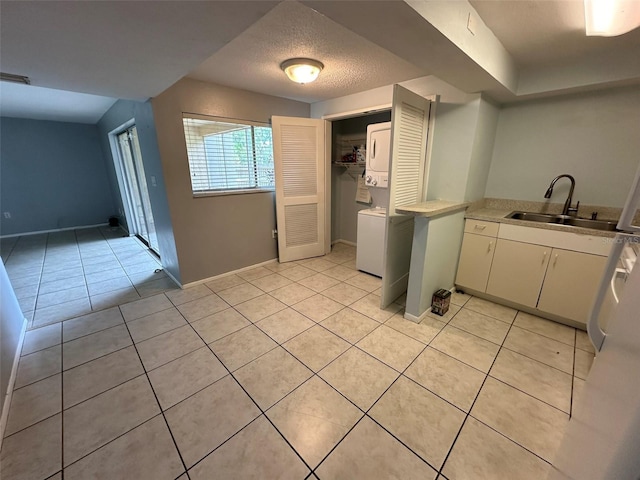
[610,267,627,304]
[542,251,547,264]
[487,241,493,253]
[617,162,640,232]
[553,253,559,267]
[372,139,376,159]
[475,225,487,231]
[588,234,627,351]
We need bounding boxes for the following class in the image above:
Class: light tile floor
[0,233,596,479]
[1,227,177,330]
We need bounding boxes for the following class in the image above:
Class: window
[182,115,274,195]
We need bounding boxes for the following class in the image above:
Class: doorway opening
[113,125,159,255]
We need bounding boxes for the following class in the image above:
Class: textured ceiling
[187,1,427,103]
[470,0,640,68]
[0,0,278,100]
[1,0,639,123]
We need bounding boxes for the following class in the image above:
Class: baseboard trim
[181,258,278,290]
[163,269,182,289]
[403,308,432,324]
[0,316,27,448]
[332,239,357,247]
[180,240,356,291]
[0,223,109,239]
[404,286,456,324]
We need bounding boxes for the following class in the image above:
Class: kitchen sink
[507,211,619,232]
[509,212,559,223]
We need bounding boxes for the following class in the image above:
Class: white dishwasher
[356,207,386,277]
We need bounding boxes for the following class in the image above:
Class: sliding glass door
[116,126,159,254]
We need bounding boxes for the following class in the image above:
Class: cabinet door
[455,233,496,292]
[537,249,607,325]
[486,239,551,308]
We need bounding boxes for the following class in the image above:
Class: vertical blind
[182,116,274,194]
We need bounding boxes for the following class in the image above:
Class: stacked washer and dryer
[356,122,391,278]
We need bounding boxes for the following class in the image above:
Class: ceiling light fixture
[0,72,31,85]
[280,58,324,84]
[584,0,640,36]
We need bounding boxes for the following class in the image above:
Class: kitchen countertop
[466,206,617,238]
[396,200,470,218]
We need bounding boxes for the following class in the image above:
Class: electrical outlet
[3,212,10,219]
[151,175,157,187]
[272,229,278,239]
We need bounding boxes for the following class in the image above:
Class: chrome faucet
[544,174,579,216]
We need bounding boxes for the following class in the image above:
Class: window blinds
[182,116,274,194]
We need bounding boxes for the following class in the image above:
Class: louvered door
[381,85,432,308]
[272,116,329,263]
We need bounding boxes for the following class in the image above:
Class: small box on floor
[431,289,451,316]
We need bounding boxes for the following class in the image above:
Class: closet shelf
[332,161,365,181]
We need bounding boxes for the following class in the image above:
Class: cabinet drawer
[464,219,499,237]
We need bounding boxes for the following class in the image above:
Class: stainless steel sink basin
[509,212,560,223]
[563,217,619,231]
[507,211,619,232]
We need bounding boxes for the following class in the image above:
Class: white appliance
[364,122,391,188]
[356,207,386,277]
[549,163,640,480]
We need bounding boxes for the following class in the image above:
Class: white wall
[465,97,500,201]
[1,261,26,437]
[405,211,466,318]
[425,96,481,202]
[485,86,640,208]
[312,75,487,204]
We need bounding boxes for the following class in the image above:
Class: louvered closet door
[381,85,432,308]
[272,116,329,263]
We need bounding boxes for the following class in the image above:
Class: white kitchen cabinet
[537,249,607,325]
[455,220,611,327]
[486,238,551,308]
[455,220,498,292]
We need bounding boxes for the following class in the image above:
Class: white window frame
[182,114,275,197]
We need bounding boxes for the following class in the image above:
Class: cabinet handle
[542,251,547,264]
[553,254,559,267]
[487,241,493,252]
[475,225,487,231]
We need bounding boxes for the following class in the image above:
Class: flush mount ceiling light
[280,58,324,84]
[584,0,640,36]
[0,72,31,85]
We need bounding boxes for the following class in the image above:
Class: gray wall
[0,261,25,414]
[485,86,640,207]
[152,78,310,284]
[0,117,116,236]
[97,100,180,283]
[331,112,391,243]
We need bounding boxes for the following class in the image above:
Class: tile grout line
[8,241,580,477]
[570,328,577,418]
[27,232,49,329]
[435,315,517,477]
[115,299,191,478]
[180,311,317,476]
[436,309,567,476]
[312,312,440,475]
